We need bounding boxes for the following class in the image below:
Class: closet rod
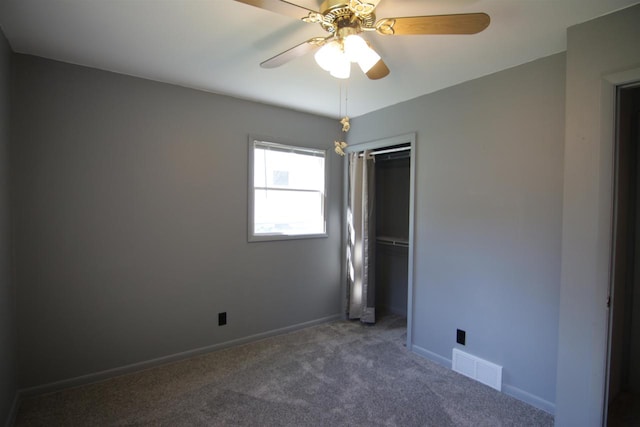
[370,145,411,156]
[376,237,409,248]
[358,145,411,158]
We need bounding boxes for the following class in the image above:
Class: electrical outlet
[218,312,227,326]
[457,329,466,345]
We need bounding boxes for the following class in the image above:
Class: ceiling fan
[234,0,490,80]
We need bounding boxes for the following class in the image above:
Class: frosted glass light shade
[314,36,377,79]
[329,54,351,79]
[314,41,342,71]
[344,34,368,62]
[357,45,381,73]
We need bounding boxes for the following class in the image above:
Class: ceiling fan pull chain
[339,81,342,118]
[338,80,349,120]
[345,81,349,118]
[334,80,350,156]
[341,81,350,132]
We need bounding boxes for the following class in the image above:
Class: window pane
[250,139,327,241]
[254,189,324,235]
[254,148,267,187]
[254,148,324,191]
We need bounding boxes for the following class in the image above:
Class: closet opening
[344,134,415,349]
[374,144,410,319]
[605,82,640,426]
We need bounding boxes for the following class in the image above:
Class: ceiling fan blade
[365,58,389,80]
[376,13,490,36]
[234,0,318,20]
[260,37,329,68]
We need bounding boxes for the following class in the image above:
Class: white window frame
[248,136,328,242]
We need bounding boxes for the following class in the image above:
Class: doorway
[606,83,640,426]
[343,133,416,349]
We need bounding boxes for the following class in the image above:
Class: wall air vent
[452,348,502,391]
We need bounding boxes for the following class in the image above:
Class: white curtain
[347,151,376,323]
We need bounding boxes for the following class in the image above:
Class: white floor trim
[411,344,451,368]
[503,384,556,415]
[17,314,342,397]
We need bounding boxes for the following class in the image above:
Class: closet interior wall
[374,151,410,317]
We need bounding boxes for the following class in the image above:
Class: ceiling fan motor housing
[318,0,377,34]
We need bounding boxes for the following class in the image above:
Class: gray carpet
[15,316,553,426]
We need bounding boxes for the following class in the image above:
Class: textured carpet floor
[15,316,553,426]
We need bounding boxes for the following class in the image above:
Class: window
[249,138,327,241]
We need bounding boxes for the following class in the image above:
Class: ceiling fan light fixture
[314,40,342,71]
[238,0,491,81]
[343,34,368,62]
[329,54,351,79]
[356,43,381,73]
[315,39,351,78]
[315,34,381,78]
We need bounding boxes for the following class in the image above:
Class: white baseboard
[411,344,452,368]
[18,314,341,397]
[502,384,555,415]
[411,344,555,416]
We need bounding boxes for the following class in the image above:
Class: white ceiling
[1,0,638,118]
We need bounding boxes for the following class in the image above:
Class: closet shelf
[376,236,409,248]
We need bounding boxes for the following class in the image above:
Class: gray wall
[0,29,16,426]
[348,53,566,412]
[11,54,343,388]
[556,4,640,426]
